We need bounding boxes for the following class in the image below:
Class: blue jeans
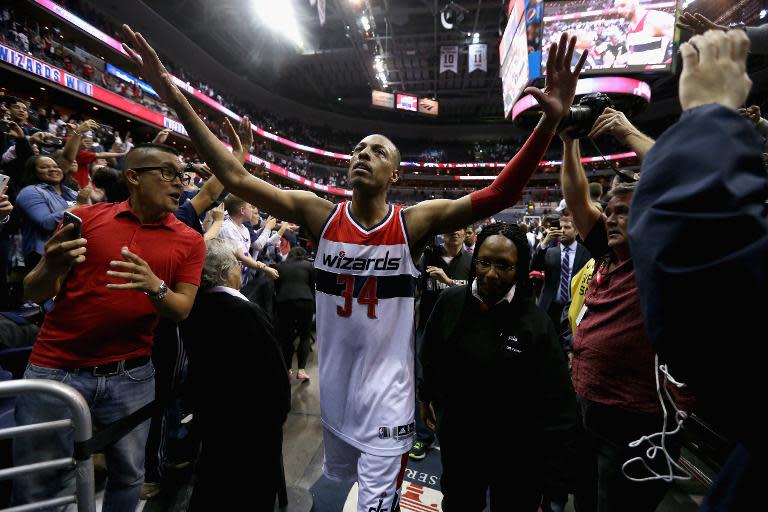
[12,361,155,512]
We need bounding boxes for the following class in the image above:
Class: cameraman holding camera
[560,108,693,511]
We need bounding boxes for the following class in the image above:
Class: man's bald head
[123,143,181,171]
[362,134,400,169]
[348,134,402,193]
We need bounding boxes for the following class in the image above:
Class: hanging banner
[439,46,458,74]
[468,43,487,73]
[318,0,326,25]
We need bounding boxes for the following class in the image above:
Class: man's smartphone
[62,211,82,239]
[0,174,9,196]
[550,219,560,230]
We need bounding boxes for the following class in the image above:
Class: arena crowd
[0,3,765,512]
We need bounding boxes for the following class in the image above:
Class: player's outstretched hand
[121,25,185,108]
[524,32,588,129]
[679,29,751,111]
[677,12,727,35]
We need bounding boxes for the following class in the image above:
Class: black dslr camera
[558,92,614,139]
[39,134,64,148]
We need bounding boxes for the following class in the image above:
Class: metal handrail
[0,379,95,512]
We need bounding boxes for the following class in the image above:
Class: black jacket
[419,285,579,489]
[180,290,290,506]
[629,104,767,448]
[180,291,291,430]
[275,259,315,303]
[417,244,472,330]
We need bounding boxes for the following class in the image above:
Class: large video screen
[542,0,680,74]
[500,0,531,118]
[501,21,531,117]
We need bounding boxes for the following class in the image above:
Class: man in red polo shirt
[560,131,694,512]
[13,143,205,511]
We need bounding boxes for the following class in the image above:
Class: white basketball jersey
[626,11,670,66]
[314,201,420,456]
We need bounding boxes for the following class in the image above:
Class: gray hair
[606,180,638,200]
[201,238,240,289]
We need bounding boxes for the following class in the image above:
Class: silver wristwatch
[147,280,168,301]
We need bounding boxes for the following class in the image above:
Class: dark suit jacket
[531,242,591,311]
[180,290,290,506]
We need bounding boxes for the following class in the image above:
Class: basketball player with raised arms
[121,25,586,512]
[614,0,675,66]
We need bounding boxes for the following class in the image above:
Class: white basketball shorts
[323,427,409,512]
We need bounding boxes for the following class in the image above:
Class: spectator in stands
[54,119,100,191]
[419,223,578,511]
[738,105,768,152]
[15,151,91,270]
[75,133,128,188]
[588,182,603,211]
[179,238,289,510]
[560,127,694,511]
[243,214,296,306]
[218,194,278,284]
[13,142,206,511]
[531,216,591,332]
[463,225,476,254]
[0,184,37,349]
[411,228,472,461]
[92,164,129,202]
[5,98,33,141]
[629,28,760,510]
[275,246,315,381]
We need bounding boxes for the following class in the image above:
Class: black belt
[78,356,151,377]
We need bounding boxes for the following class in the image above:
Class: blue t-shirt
[174,197,203,235]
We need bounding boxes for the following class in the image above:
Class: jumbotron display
[499,0,529,117]
[541,0,680,74]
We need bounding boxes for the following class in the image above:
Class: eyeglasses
[475,259,517,272]
[130,166,191,185]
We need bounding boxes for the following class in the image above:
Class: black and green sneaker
[409,441,430,460]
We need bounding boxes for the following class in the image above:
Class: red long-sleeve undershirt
[469,128,554,219]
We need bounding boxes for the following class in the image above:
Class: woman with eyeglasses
[418,222,579,511]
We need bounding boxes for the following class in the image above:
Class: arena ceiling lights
[252,0,304,49]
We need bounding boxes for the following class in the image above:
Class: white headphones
[621,355,691,483]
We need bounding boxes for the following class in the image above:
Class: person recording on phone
[13,142,205,511]
[1,97,37,152]
[531,215,591,333]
